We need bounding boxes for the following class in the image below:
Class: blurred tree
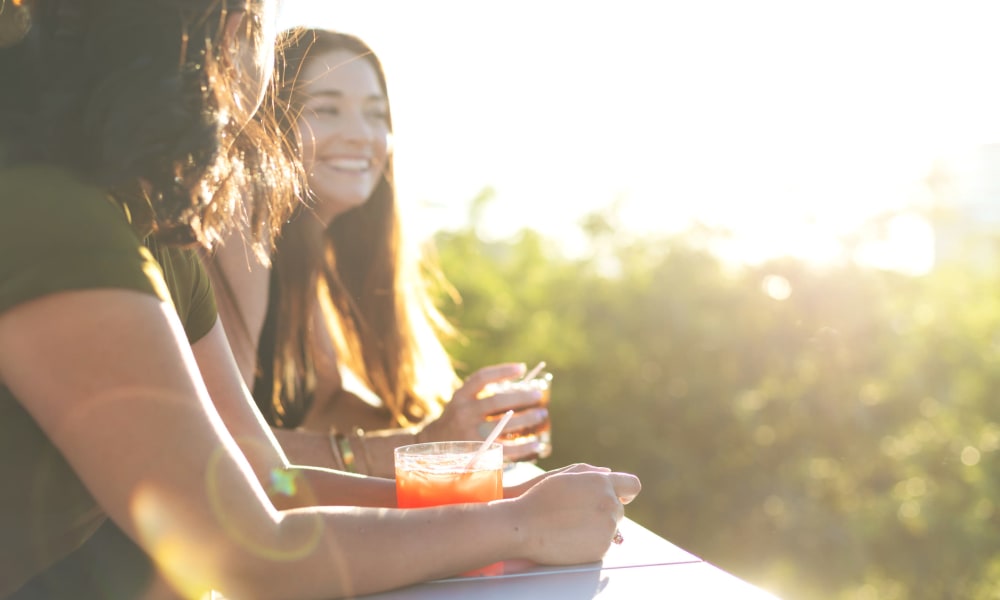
[431,191,1000,600]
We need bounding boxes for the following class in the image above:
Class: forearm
[271,426,339,469]
[274,420,422,479]
[267,421,413,479]
[267,428,398,508]
[283,465,397,509]
[229,500,523,600]
[345,426,420,478]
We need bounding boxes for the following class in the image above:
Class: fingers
[477,388,544,415]
[510,463,612,493]
[608,472,641,504]
[516,469,637,564]
[549,470,641,509]
[502,442,546,463]
[553,463,612,475]
[476,407,547,437]
[460,363,525,397]
[501,407,547,434]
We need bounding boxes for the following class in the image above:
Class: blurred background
[282,2,1000,598]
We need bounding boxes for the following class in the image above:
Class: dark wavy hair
[0,0,303,251]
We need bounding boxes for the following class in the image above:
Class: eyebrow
[310,90,387,102]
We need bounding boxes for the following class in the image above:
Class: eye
[311,105,340,117]
[366,108,389,123]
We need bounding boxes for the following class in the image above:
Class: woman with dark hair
[0,3,640,599]
[209,28,550,478]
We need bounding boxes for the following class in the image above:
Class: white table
[356,464,782,599]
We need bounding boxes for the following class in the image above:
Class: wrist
[491,498,529,559]
[329,430,354,472]
[346,428,372,475]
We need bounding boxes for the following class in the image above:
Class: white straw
[521,361,546,382]
[466,409,514,470]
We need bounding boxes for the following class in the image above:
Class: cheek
[376,131,392,170]
[383,130,394,155]
[297,121,318,169]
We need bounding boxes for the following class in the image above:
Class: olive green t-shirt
[0,166,218,596]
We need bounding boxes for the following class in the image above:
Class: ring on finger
[612,529,624,545]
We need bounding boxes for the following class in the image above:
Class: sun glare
[854,214,936,276]
[280,0,1000,274]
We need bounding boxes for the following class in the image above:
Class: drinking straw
[521,361,546,382]
[466,409,514,470]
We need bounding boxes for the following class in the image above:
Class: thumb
[610,472,642,504]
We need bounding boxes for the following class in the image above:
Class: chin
[316,193,371,224]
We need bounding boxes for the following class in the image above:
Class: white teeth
[326,158,369,172]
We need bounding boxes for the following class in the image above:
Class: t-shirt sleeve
[169,247,218,344]
[0,167,170,317]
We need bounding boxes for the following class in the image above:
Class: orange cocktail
[394,441,503,508]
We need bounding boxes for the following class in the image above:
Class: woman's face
[297,49,391,226]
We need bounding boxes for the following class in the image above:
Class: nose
[339,110,377,144]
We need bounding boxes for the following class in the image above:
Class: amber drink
[480,371,553,460]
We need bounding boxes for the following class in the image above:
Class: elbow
[140,513,318,599]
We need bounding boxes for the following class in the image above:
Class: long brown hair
[0,0,303,252]
[260,28,458,429]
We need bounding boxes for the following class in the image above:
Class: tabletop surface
[358,562,780,600]
[354,463,782,600]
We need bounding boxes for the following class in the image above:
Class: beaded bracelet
[350,428,372,475]
[329,431,355,473]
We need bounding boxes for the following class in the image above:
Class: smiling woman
[296,46,392,224]
[207,29,553,478]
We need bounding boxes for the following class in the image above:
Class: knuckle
[481,396,506,415]
[468,369,488,386]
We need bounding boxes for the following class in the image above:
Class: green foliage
[433,197,1000,600]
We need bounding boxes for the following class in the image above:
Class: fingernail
[535,408,549,419]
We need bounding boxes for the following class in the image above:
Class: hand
[511,470,642,565]
[418,363,547,458]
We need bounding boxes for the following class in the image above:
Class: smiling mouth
[323,158,371,173]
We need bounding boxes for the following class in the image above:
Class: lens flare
[205,442,323,561]
[132,486,221,599]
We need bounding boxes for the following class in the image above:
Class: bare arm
[192,318,397,508]
[0,289,639,598]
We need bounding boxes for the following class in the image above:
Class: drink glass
[480,371,553,461]
[394,441,503,508]
[395,441,505,577]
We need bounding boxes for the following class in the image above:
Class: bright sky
[279,0,1000,273]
